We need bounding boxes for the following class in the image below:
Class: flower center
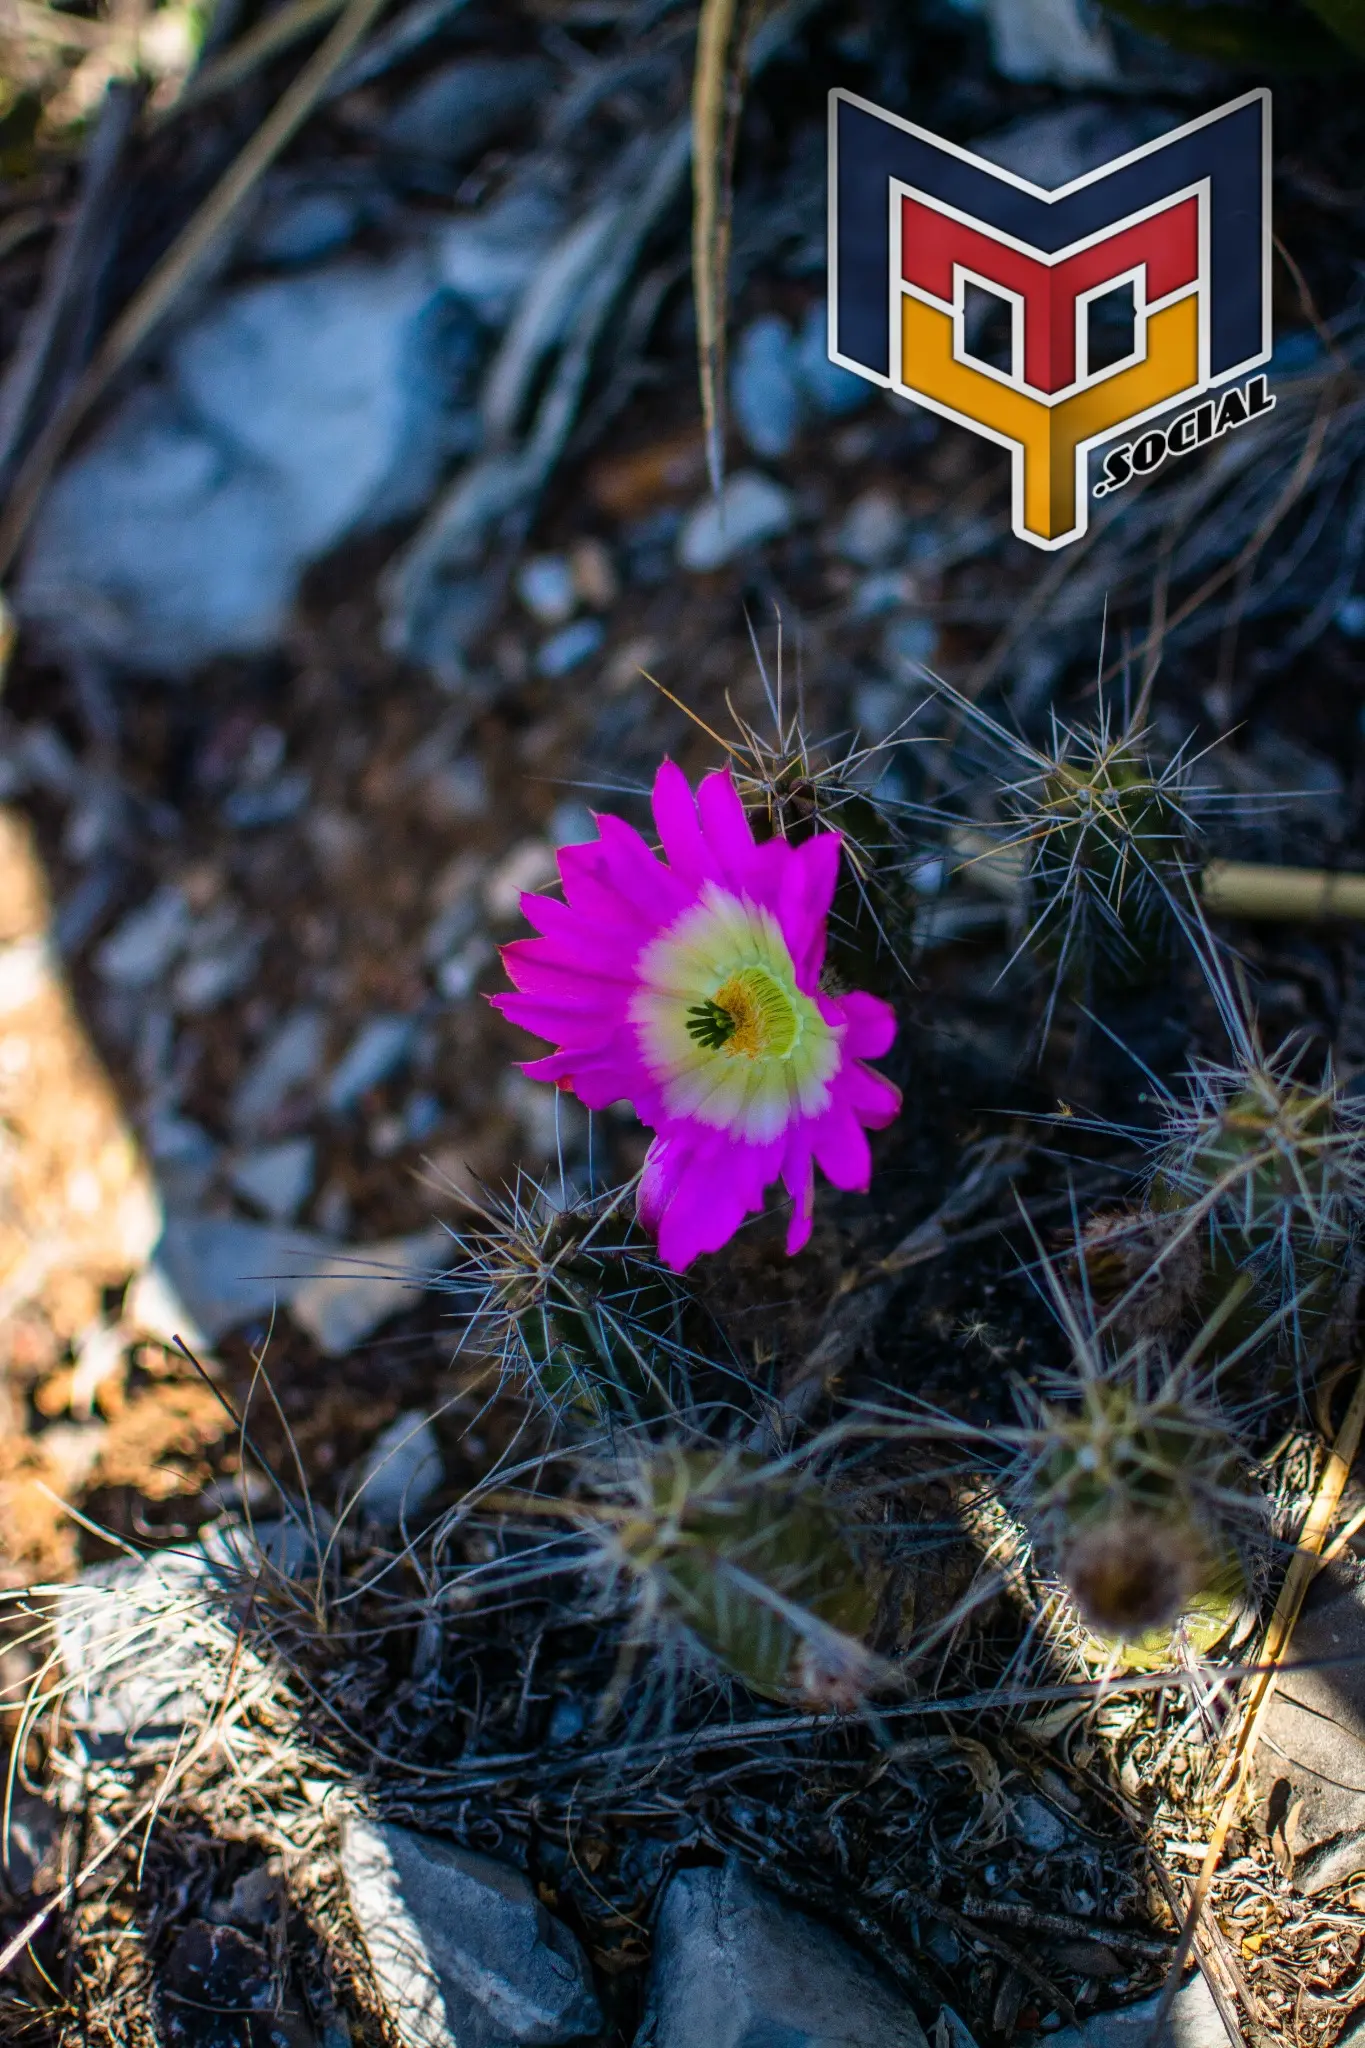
[685,966,800,1061]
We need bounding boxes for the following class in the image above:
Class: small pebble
[569,536,619,608]
[882,615,940,675]
[516,553,576,625]
[94,886,188,988]
[485,841,558,923]
[535,617,605,677]
[794,301,872,415]
[732,315,802,459]
[325,1016,417,1114]
[836,488,905,567]
[678,472,794,571]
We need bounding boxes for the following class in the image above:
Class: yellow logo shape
[900,293,1201,547]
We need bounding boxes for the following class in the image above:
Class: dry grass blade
[1148,1356,1365,2045]
[691,0,751,497]
[0,0,393,578]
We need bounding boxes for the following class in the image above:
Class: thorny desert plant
[578,1441,882,1709]
[1133,946,1365,1366]
[1016,1344,1262,1644]
[658,634,932,986]
[443,1172,750,1429]
[934,677,1212,1033]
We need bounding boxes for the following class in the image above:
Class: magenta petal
[810,1106,872,1191]
[651,759,711,881]
[697,768,758,882]
[845,1062,902,1129]
[782,1143,815,1254]
[779,831,842,990]
[837,988,898,1058]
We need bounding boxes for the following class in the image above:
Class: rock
[1045,1971,1225,2048]
[637,1859,927,2048]
[793,302,870,417]
[973,104,1175,188]
[485,841,559,923]
[1291,1832,1365,1896]
[136,1215,339,1347]
[980,0,1121,87]
[835,489,905,567]
[232,1010,326,1135]
[516,554,577,625]
[199,1517,322,1581]
[1012,1793,1070,1853]
[147,1111,221,1207]
[382,56,552,164]
[248,181,366,266]
[54,1550,220,1755]
[19,255,473,675]
[230,1138,317,1223]
[732,315,803,459]
[883,616,940,677]
[535,618,604,678]
[94,884,189,988]
[160,1919,316,2046]
[351,1411,443,1526]
[339,1817,601,2048]
[678,472,794,571]
[433,187,565,327]
[325,1016,418,1114]
[287,1226,451,1356]
[1254,1562,1365,1884]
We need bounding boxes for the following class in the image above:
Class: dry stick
[691,0,740,498]
[1201,861,1365,922]
[1147,1357,1365,2048]
[0,0,392,579]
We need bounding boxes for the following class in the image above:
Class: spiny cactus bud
[1021,1362,1257,1642]
[588,1445,880,1707]
[450,1178,720,1425]
[1015,731,1195,1004]
[1150,1056,1365,1354]
[726,716,925,989]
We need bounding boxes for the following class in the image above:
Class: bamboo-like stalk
[1201,859,1365,921]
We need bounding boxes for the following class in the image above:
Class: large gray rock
[18,254,477,675]
[1045,1971,1226,2048]
[125,1215,450,1355]
[636,1859,926,2048]
[339,1818,601,2048]
[1253,1560,1365,1889]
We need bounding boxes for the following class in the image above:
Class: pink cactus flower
[491,761,901,1270]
